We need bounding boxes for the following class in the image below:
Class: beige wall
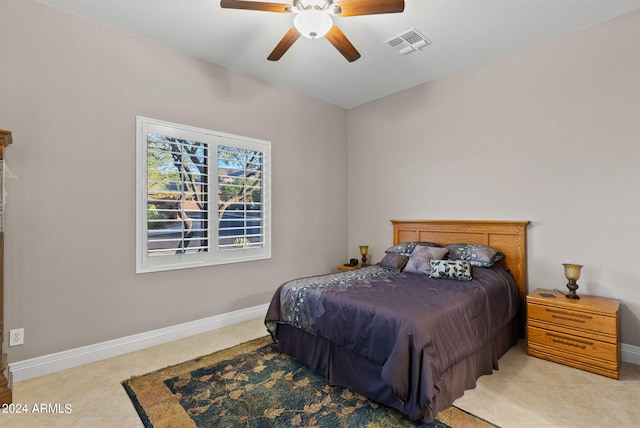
[347,11,640,346]
[1,0,348,361]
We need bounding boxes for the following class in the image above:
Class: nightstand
[527,288,620,379]
[337,264,361,272]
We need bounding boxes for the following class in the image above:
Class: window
[136,116,271,273]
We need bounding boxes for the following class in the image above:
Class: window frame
[136,116,271,273]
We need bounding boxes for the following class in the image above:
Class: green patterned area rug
[122,336,495,428]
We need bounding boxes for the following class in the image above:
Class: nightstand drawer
[528,325,618,364]
[528,303,616,337]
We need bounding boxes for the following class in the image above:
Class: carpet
[122,336,497,428]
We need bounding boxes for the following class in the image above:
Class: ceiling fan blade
[333,0,404,17]
[220,0,292,13]
[325,25,361,62]
[267,27,301,61]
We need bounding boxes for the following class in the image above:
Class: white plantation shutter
[217,145,265,251]
[136,117,271,273]
[146,134,209,256]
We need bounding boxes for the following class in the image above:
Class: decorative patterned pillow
[429,259,473,281]
[446,243,504,267]
[404,246,449,275]
[384,241,441,256]
[378,253,409,272]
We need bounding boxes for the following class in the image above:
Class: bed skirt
[277,319,518,423]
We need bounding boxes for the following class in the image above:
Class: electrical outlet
[9,328,24,346]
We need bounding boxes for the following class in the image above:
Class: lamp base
[565,280,580,299]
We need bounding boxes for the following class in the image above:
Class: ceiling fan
[220,0,405,62]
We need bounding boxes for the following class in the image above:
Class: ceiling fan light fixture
[294,9,332,39]
[222,0,405,61]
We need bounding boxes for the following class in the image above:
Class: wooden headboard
[391,220,530,328]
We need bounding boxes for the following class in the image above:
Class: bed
[265,220,529,423]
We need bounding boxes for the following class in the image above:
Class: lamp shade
[563,263,583,281]
[294,10,332,39]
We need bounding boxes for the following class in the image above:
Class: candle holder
[563,263,583,299]
[359,245,369,266]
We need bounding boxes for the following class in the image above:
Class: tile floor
[2,318,639,427]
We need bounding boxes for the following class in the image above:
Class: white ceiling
[37,0,640,109]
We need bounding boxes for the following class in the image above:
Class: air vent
[384,28,431,55]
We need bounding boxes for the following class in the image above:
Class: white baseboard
[622,342,640,366]
[8,303,269,385]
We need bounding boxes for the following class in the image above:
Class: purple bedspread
[265,264,518,420]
